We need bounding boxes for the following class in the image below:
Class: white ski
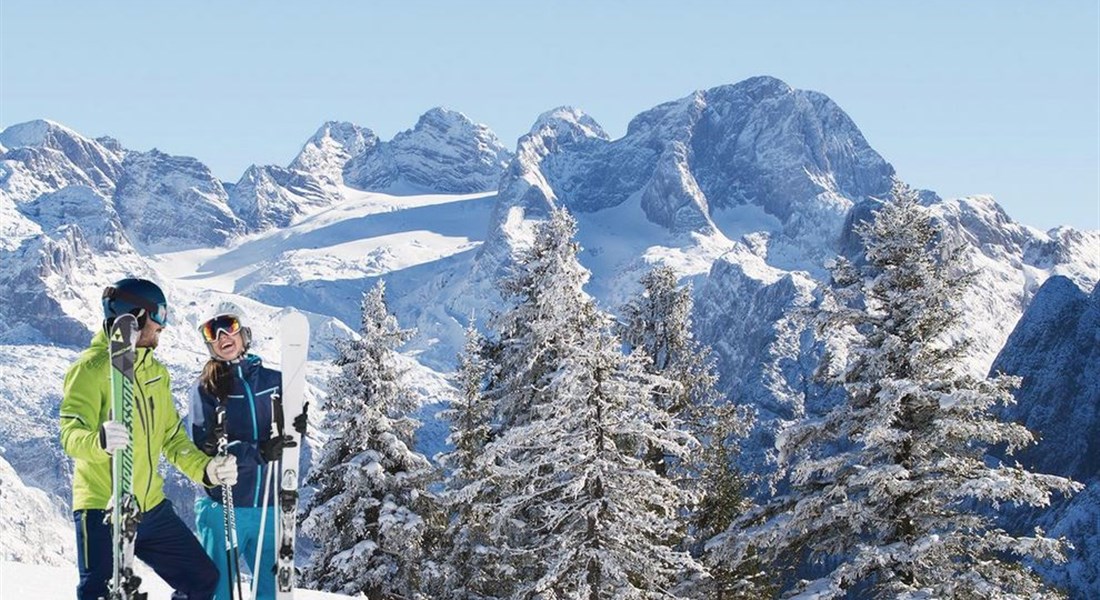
[276,310,309,599]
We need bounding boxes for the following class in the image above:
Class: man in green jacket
[60,278,236,600]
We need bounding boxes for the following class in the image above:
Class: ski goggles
[200,315,242,342]
[148,303,169,326]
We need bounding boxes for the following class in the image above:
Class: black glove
[200,432,220,457]
[258,434,296,463]
[293,402,309,435]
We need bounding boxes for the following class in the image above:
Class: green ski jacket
[60,329,211,512]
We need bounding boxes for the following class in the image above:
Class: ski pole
[223,481,244,599]
[217,403,245,600]
[251,430,277,600]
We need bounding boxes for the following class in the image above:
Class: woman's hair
[200,359,233,402]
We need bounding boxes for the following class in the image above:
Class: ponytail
[200,359,233,402]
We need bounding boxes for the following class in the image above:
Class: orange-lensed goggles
[200,315,242,342]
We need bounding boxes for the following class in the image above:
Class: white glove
[205,454,238,487]
[99,421,130,455]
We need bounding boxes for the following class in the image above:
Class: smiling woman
[189,301,288,600]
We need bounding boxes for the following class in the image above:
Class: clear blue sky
[2,1,1097,231]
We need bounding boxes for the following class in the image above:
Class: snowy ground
[153,187,494,296]
[0,560,352,599]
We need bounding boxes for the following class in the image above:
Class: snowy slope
[0,457,72,567]
[0,560,353,599]
[157,187,494,357]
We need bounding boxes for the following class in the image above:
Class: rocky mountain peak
[0,119,124,199]
[344,108,511,194]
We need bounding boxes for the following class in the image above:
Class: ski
[105,314,146,600]
[276,310,309,599]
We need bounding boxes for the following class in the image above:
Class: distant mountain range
[1,76,1096,595]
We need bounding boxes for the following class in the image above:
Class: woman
[189,303,306,600]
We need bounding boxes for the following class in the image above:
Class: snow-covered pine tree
[719,180,1080,599]
[619,266,714,421]
[302,280,437,599]
[619,266,762,598]
[477,207,705,599]
[436,323,506,600]
[449,323,494,477]
[693,406,774,600]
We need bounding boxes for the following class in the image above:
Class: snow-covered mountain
[114,149,245,251]
[403,76,1097,405]
[0,120,121,200]
[290,121,380,188]
[223,110,510,233]
[345,107,512,193]
[993,276,1100,481]
[990,276,1100,597]
[486,76,895,270]
[0,120,123,250]
[0,77,1096,590]
[227,163,335,231]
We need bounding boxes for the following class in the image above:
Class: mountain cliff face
[991,276,1100,597]
[0,121,125,250]
[931,196,1100,373]
[224,119,385,231]
[483,77,895,271]
[227,164,334,231]
[992,275,1100,479]
[345,108,512,194]
[114,149,245,250]
[290,120,379,189]
[0,120,122,199]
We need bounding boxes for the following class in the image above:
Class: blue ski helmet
[102,278,169,328]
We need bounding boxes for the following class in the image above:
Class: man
[60,277,237,600]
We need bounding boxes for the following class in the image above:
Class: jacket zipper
[134,351,155,508]
[238,364,262,507]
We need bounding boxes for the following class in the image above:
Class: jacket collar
[91,329,157,368]
[219,353,262,375]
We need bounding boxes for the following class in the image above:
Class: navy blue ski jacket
[188,354,282,508]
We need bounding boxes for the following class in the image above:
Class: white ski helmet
[198,300,253,359]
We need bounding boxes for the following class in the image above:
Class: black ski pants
[74,499,219,600]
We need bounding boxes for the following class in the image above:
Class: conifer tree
[302,281,436,599]
[437,324,506,599]
[475,208,705,598]
[620,266,762,598]
[721,180,1080,599]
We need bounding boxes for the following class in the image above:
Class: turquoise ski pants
[195,496,277,600]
